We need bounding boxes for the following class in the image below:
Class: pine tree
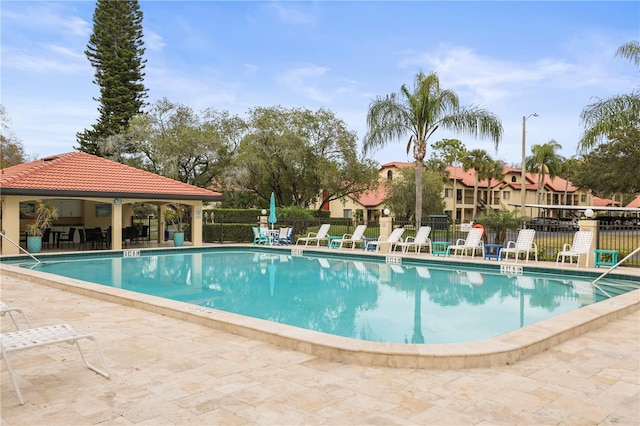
[77,0,148,156]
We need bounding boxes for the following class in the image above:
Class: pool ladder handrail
[591,246,640,296]
[0,230,41,264]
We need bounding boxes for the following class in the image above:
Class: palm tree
[485,159,505,210]
[462,149,491,220]
[560,156,580,205]
[363,71,503,227]
[579,40,640,150]
[526,140,563,209]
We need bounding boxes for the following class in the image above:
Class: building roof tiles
[0,152,223,201]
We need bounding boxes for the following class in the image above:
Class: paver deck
[1,269,638,425]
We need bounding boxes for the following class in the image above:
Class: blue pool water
[6,249,633,344]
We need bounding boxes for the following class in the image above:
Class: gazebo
[0,152,223,255]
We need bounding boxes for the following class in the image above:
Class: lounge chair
[0,301,33,330]
[396,226,432,254]
[498,229,538,263]
[447,228,485,258]
[1,323,111,404]
[296,224,331,246]
[365,228,405,252]
[276,227,294,245]
[251,227,269,245]
[334,225,367,249]
[556,231,593,267]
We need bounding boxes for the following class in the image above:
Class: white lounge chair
[335,225,367,249]
[556,231,593,267]
[251,227,269,245]
[396,226,432,254]
[1,324,111,405]
[498,229,538,263]
[447,228,485,258]
[0,301,33,330]
[297,224,331,246]
[365,228,405,252]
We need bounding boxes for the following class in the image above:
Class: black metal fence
[203,215,639,267]
[393,218,640,266]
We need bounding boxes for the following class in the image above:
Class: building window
[387,170,393,180]
[444,188,453,198]
[503,191,510,200]
[581,194,586,202]
[511,176,516,183]
[343,209,352,218]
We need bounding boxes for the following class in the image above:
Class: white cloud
[3,44,90,75]
[279,65,356,104]
[268,3,316,26]
[3,4,90,37]
[145,30,166,51]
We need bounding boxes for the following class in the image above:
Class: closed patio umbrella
[268,192,277,230]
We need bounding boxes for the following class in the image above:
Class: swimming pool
[2,247,636,345]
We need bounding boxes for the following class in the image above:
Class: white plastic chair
[396,226,432,254]
[499,229,538,263]
[556,231,593,267]
[1,324,111,405]
[297,224,331,246]
[0,301,33,330]
[365,228,405,252]
[447,228,485,258]
[335,225,367,249]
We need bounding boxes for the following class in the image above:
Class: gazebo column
[1,197,21,255]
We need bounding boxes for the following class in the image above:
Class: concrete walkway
[1,273,638,425]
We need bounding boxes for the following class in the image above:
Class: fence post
[380,215,393,250]
[579,219,598,268]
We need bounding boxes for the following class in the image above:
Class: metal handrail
[0,230,41,264]
[592,246,640,288]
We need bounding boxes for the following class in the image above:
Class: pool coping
[1,246,639,369]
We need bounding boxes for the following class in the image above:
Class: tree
[559,156,581,205]
[579,40,640,150]
[77,0,148,156]
[430,138,467,222]
[0,105,29,168]
[363,71,503,227]
[233,106,379,208]
[106,98,244,188]
[526,140,563,206]
[572,126,640,195]
[461,149,491,220]
[385,166,445,222]
[485,158,505,210]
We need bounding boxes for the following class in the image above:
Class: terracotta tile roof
[445,166,502,189]
[379,161,413,170]
[592,196,621,207]
[0,152,223,201]
[349,186,388,207]
[625,195,640,208]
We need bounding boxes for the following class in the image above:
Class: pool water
[10,249,629,344]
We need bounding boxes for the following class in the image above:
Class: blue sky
[2,1,638,167]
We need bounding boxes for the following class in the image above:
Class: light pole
[520,113,538,217]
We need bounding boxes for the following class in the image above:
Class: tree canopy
[0,105,29,168]
[104,98,244,188]
[573,126,640,196]
[77,0,148,156]
[232,106,379,208]
[579,40,640,150]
